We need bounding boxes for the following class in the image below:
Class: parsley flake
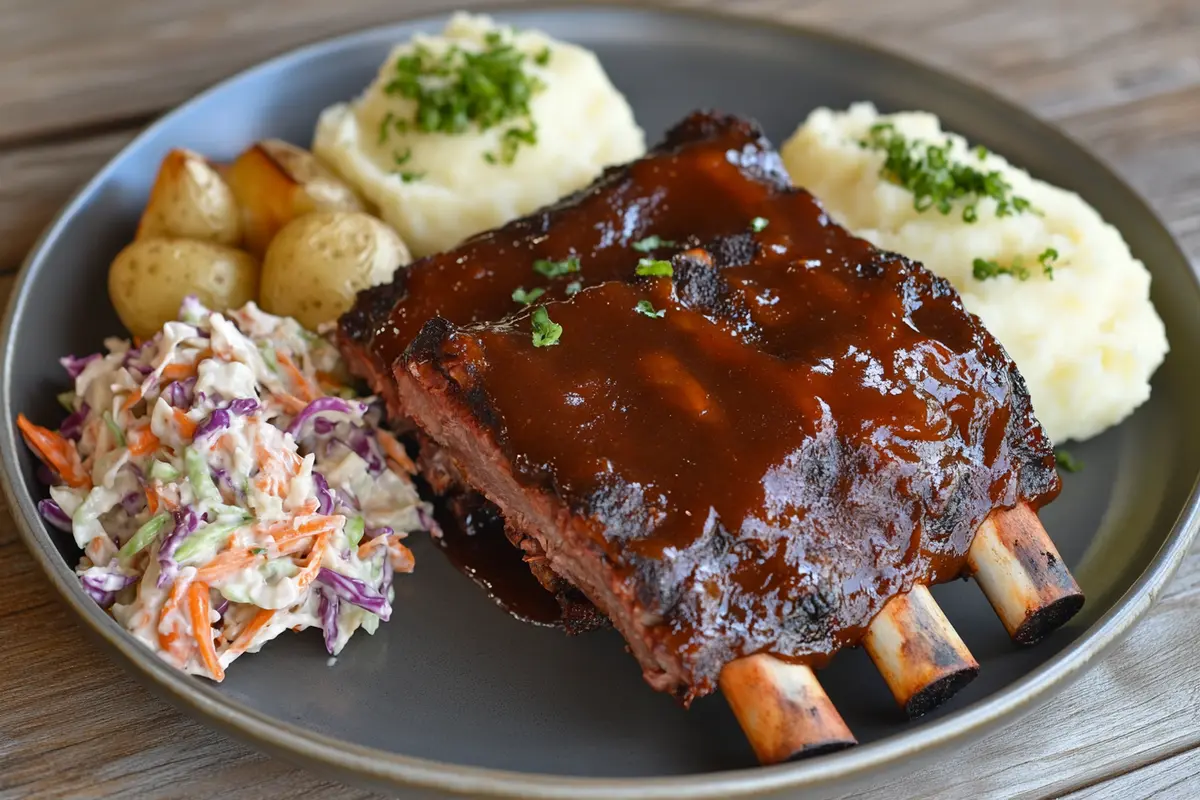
[565,280,582,296]
[751,216,769,232]
[533,256,580,278]
[384,29,545,165]
[534,46,552,66]
[531,306,562,347]
[973,248,1058,282]
[635,300,665,318]
[860,123,1036,221]
[512,286,545,305]
[1038,247,1060,278]
[1055,449,1082,473]
[632,235,676,253]
[635,258,673,277]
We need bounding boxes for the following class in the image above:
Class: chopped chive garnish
[533,256,580,278]
[1055,449,1082,473]
[632,235,676,253]
[635,258,673,277]
[531,307,562,347]
[635,300,665,318]
[512,286,546,305]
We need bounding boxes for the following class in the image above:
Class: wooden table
[2,1,1198,797]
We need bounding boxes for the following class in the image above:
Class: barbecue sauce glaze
[340,110,1060,699]
[400,194,1060,700]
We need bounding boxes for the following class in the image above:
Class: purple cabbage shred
[60,353,100,379]
[315,568,390,620]
[318,588,340,654]
[59,403,90,440]
[312,472,334,515]
[38,499,73,532]
[156,506,199,589]
[286,396,356,438]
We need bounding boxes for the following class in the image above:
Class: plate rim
[3,3,1198,797]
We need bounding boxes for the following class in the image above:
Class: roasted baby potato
[259,211,411,330]
[136,149,241,245]
[224,139,365,256]
[108,238,259,339]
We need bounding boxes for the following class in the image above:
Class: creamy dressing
[29,299,431,680]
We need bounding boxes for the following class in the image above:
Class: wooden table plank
[1064,748,1200,800]
[2,0,1198,143]
[1,1,1199,798]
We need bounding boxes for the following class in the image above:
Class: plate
[3,5,1199,798]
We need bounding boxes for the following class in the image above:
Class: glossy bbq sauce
[430,493,565,627]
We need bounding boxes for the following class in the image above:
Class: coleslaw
[18,298,433,680]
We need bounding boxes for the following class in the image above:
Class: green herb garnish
[534,46,552,66]
[533,256,580,278]
[1038,247,1060,278]
[751,216,769,232]
[861,123,1035,221]
[565,280,582,296]
[384,30,545,164]
[398,171,424,183]
[973,248,1058,282]
[1055,449,1082,473]
[485,120,538,165]
[512,286,546,305]
[531,307,562,347]
[635,258,673,277]
[378,111,396,145]
[632,235,676,253]
[635,300,665,318]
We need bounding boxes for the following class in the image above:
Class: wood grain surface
[1,1,1198,798]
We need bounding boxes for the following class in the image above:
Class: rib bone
[719,655,856,764]
[968,503,1084,644]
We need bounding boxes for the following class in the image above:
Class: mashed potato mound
[781,103,1168,443]
[314,13,645,257]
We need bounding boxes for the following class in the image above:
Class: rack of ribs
[338,111,1084,763]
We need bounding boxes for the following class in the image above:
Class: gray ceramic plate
[3,5,1198,798]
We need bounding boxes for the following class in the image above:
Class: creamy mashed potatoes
[782,103,1168,443]
[314,13,645,257]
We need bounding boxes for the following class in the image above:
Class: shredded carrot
[121,387,144,413]
[276,351,317,402]
[127,426,160,456]
[187,582,225,682]
[133,336,145,348]
[195,548,264,583]
[272,391,308,415]
[357,535,388,560]
[294,532,329,590]
[157,580,190,657]
[17,414,90,488]
[223,608,275,659]
[160,362,196,382]
[145,485,159,514]
[376,429,417,475]
[390,540,416,573]
[173,408,197,440]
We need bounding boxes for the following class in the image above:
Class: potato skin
[259,211,411,330]
[108,238,259,339]
[225,140,365,256]
[136,149,241,245]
